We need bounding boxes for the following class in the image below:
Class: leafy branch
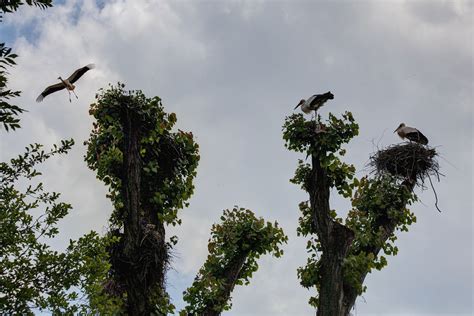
[181,207,287,315]
[0,139,84,314]
[0,42,23,131]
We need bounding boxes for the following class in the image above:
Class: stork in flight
[294,91,334,115]
[36,64,95,102]
[394,123,429,145]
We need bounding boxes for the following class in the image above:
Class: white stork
[294,91,334,114]
[394,123,429,145]
[294,91,334,133]
[36,64,95,102]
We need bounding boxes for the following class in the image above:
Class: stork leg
[72,90,78,99]
[315,123,321,133]
[315,125,327,134]
[68,91,71,103]
[312,113,324,133]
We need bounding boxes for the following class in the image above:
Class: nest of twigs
[369,143,440,186]
[104,224,169,297]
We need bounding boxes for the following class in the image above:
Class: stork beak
[294,100,304,110]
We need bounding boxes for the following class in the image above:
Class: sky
[1,0,473,315]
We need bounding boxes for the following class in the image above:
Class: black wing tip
[314,91,334,99]
[68,64,95,83]
[418,131,429,145]
[406,131,429,145]
[420,135,429,145]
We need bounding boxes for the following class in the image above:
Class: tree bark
[308,155,354,316]
[120,107,167,315]
[121,108,148,315]
[201,254,249,316]
[340,181,415,315]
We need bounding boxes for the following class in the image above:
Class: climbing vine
[283,112,419,310]
[344,175,417,294]
[85,83,199,228]
[84,83,200,313]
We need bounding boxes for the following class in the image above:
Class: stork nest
[369,143,440,186]
[104,224,169,297]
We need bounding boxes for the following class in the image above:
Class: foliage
[69,232,124,315]
[295,201,321,307]
[284,113,359,306]
[0,2,116,314]
[1,0,53,128]
[344,175,417,294]
[0,42,23,131]
[85,83,200,228]
[283,112,418,307]
[284,112,358,198]
[0,140,82,314]
[84,83,199,313]
[181,207,288,315]
[0,0,52,20]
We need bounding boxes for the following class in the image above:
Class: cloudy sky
[1,0,473,315]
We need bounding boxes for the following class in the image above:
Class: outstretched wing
[36,82,66,102]
[67,63,95,84]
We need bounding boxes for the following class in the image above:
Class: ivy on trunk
[85,83,199,314]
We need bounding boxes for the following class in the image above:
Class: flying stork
[36,64,95,102]
[394,123,429,145]
[294,91,334,114]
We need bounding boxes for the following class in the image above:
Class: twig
[427,174,442,213]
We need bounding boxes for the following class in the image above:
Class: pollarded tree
[283,108,439,315]
[84,83,288,315]
[181,207,287,316]
[85,83,199,314]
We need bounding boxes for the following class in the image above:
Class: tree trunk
[121,109,149,315]
[308,153,416,316]
[202,254,249,316]
[120,108,167,315]
[340,181,416,315]
[308,155,355,316]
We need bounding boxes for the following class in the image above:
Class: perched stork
[294,91,334,133]
[36,64,95,102]
[294,91,334,114]
[394,123,429,145]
